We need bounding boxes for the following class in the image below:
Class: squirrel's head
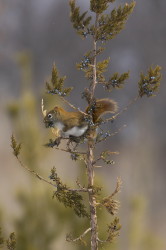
[44,107,59,128]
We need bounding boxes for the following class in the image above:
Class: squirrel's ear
[53,107,58,113]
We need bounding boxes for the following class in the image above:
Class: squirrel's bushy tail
[86,99,118,123]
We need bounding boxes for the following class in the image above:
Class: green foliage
[69,0,92,38]
[100,177,121,216]
[80,61,93,81]
[105,71,130,91]
[44,138,61,148]
[78,52,130,91]
[78,55,110,83]
[54,185,88,218]
[76,51,94,84]
[106,217,121,243]
[0,230,16,250]
[100,151,115,165]
[46,64,73,97]
[90,0,115,14]
[81,88,93,104]
[11,135,21,158]
[70,0,135,42]
[77,51,93,71]
[96,47,106,56]
[0,228,4,248]
[138,66,162,97]
[97,59,110,83]
[101,197,120,216]
[6,233,16,250]
[70,152,82,161]
[96,2,136,42]
[50,168,89,218]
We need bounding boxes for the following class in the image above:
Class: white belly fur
[64,126,88,137]
[54,122,64,130]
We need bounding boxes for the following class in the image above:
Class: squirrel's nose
[44,120,54,128]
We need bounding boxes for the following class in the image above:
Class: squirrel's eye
[48,114,53,119]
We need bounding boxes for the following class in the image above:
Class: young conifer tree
[11,0,161,249]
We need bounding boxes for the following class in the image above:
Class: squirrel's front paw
[44,137,61,148]
[54,137,61,147]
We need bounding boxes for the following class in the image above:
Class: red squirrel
[44,99,117,139]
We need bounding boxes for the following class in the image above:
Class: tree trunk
[87,143,98,250]
[87,12,99,250]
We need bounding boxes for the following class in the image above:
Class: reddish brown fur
[86,99,118,123]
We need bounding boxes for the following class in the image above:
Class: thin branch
[93,151,119,165]
[60,96,87,116]
[16,157,88,192]
[70,228,91,242]
[54,146,87,155]
[97,237,107,243]
[103,95,139,124]
[68,188,88,192]
[90,14,99,97]
[76,179,93,193]
[53,146,87,164]
[110,177,122,198]
[96,124,127,144]
[76,178,86,189]
[16,157,57,188]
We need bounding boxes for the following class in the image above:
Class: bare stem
[87,13,99,250]
[60,96,87,115]
[110,177,122,198]
[16,157,88,192]
[90,15,98,97]
[104,95,139,123]
[96,124,127,144]
[17,157,57,188]
[70,228,91,243]
[54,146,87,155]
[87,143,98,250]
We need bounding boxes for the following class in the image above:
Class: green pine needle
[105,72,130,91]
[6,232,16,250]
[138,65,162,97]
[90,0,116,14]
[96,2,136,41]
[46,64,73,97]
[107,217,121,242]
[69,0,92,38]
[0,228,4,247]
[11,135,21,158]
[50,167,89,218]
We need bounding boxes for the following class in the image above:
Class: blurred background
[0,0,166,249]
